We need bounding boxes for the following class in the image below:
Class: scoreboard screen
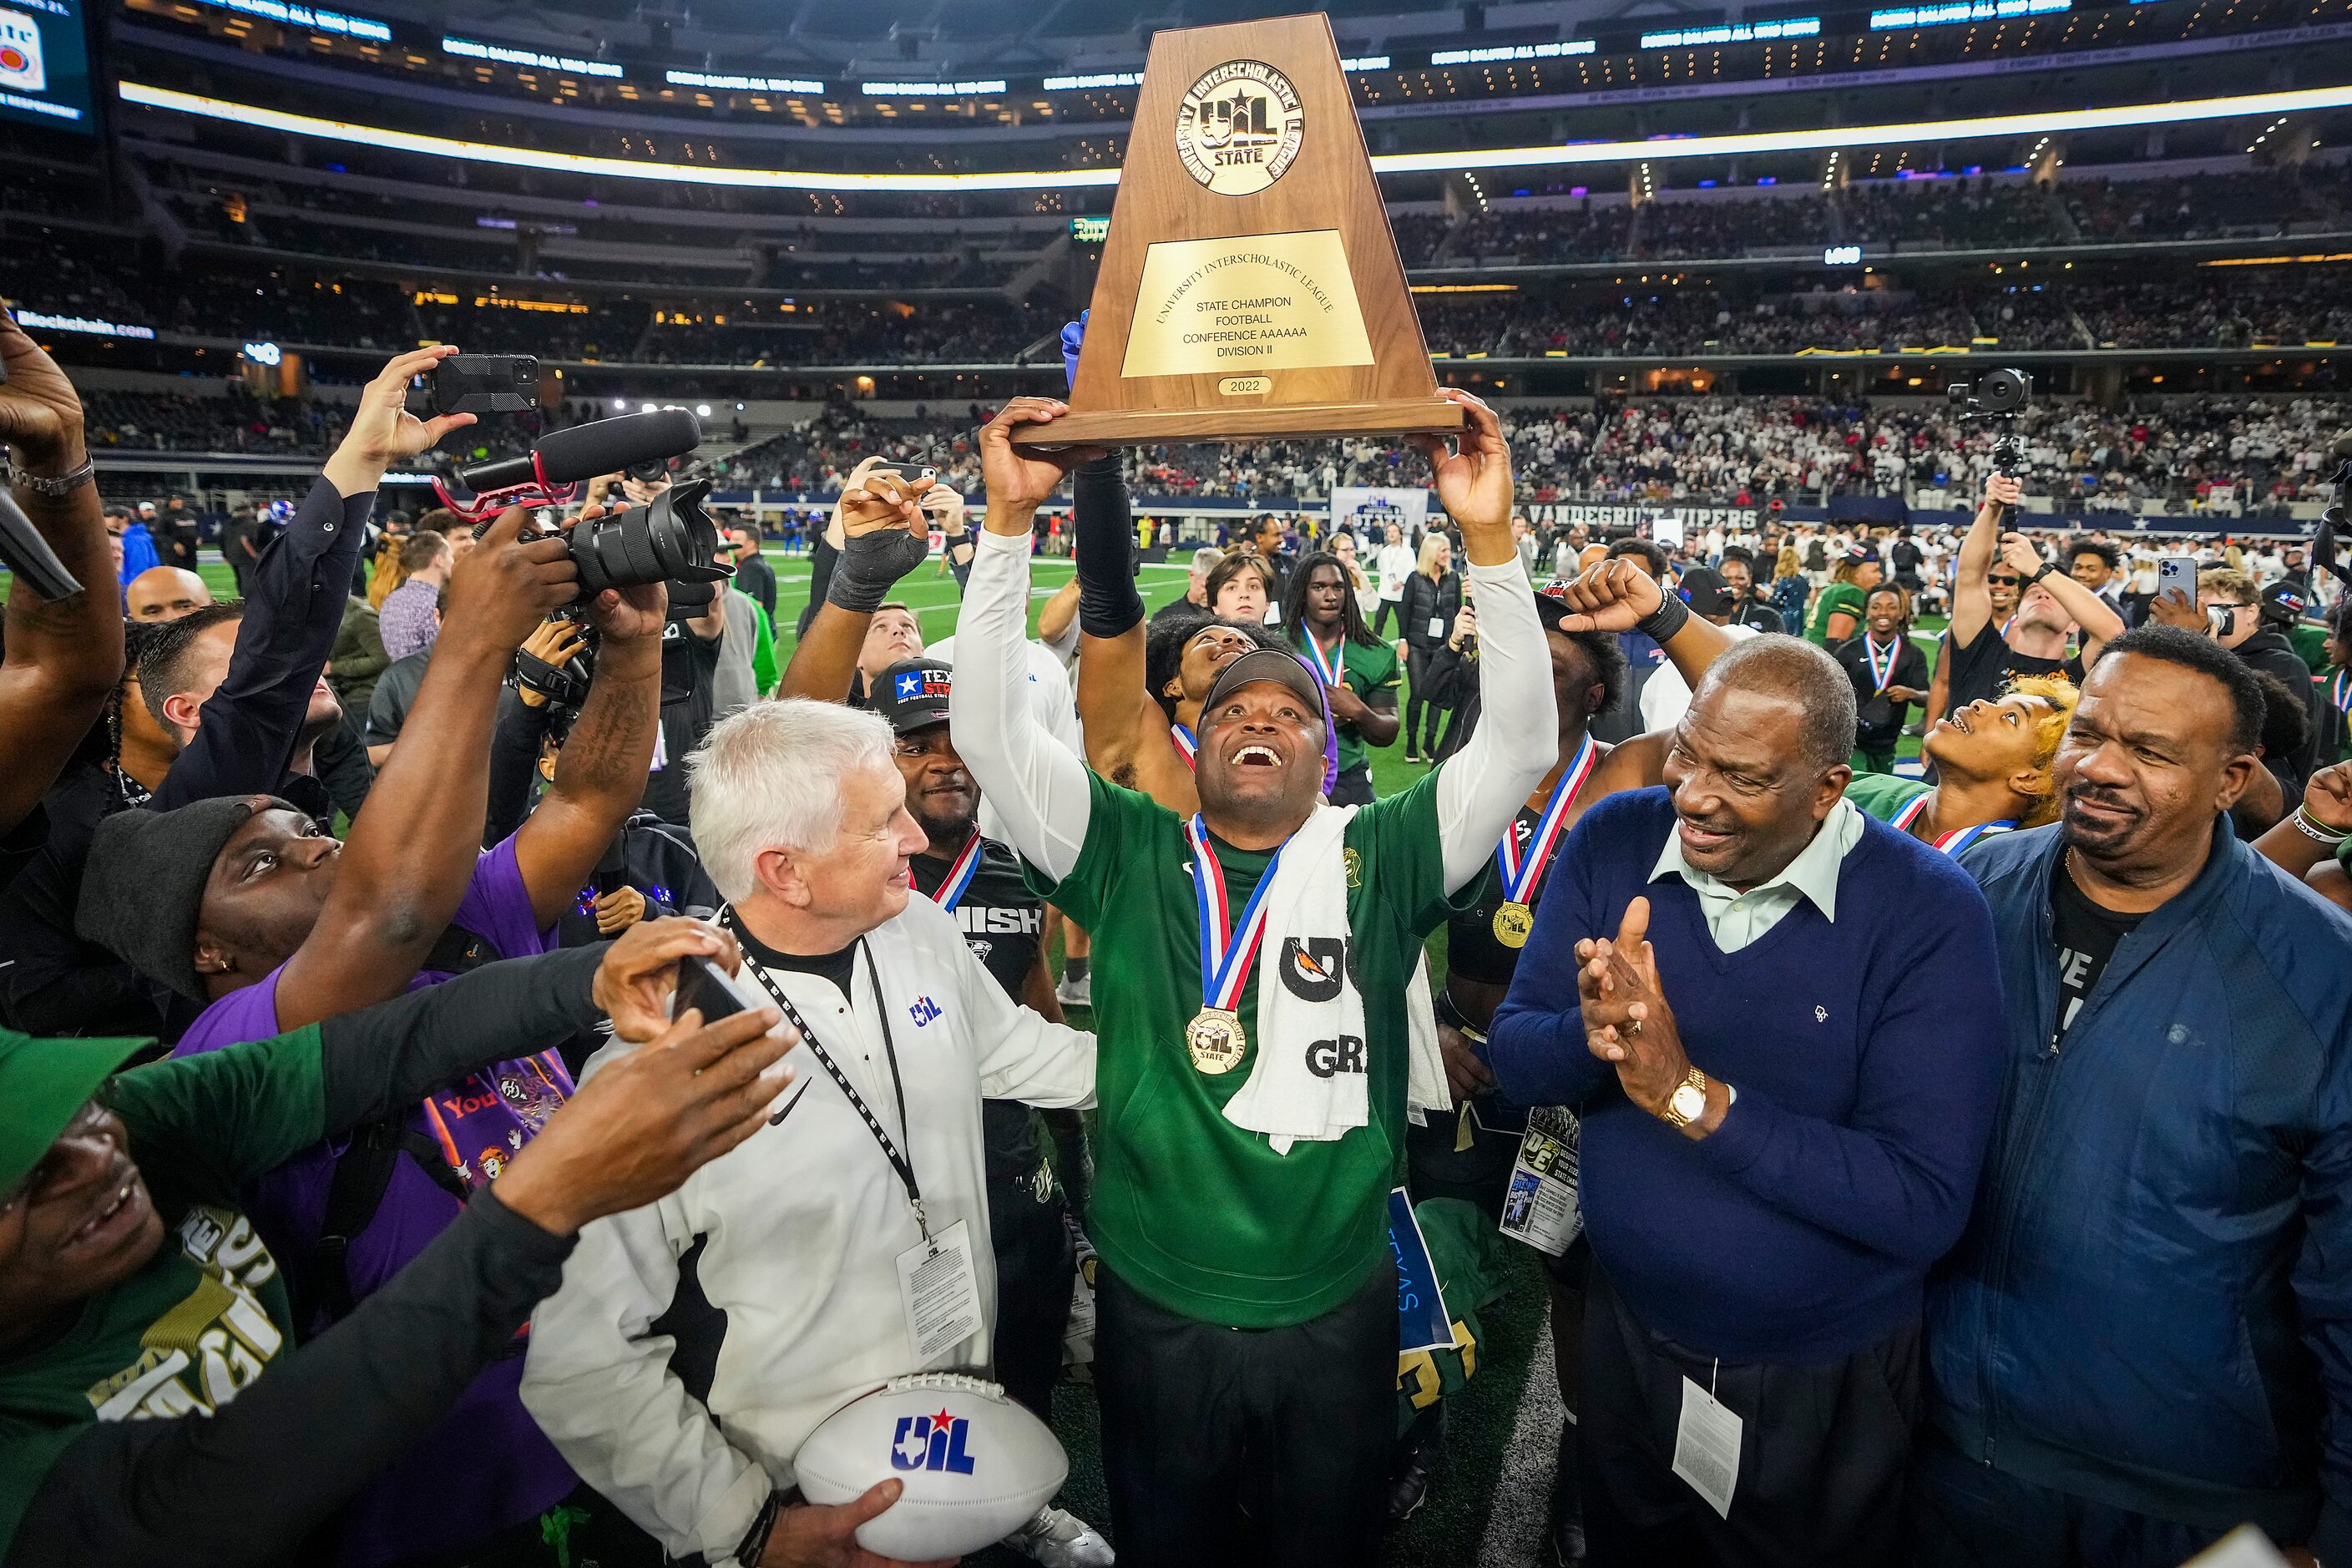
[0,0,93,134]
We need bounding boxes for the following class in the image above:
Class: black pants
[1374,598,1403,638]
[982,1101,1075,1421]
[1329,761,1375,806]
[1095,1258,1395,1568]
[1404,645,1447,752]
[1580,1262,1919,1568]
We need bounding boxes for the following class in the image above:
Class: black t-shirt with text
[2049,857,2144,1051]
[1943,620,2082,716]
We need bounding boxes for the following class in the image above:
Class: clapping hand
[1576,898,1706,1135]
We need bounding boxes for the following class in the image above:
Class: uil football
[793,1373,1068,1559]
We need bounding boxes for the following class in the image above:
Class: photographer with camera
[561,471,730,828]
[1935,470,2123,728]
[3,344,474,1039]
[2147,570,2324,783]
[72,492,667,1565]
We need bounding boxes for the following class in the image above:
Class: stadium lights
[117,79,2352,192]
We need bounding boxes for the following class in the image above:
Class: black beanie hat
[77,796,274,1001]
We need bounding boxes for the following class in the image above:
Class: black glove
[826,526,928,615]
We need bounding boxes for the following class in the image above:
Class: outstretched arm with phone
[778,458,938,701]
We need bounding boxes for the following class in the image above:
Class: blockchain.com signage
[0,0,94,134]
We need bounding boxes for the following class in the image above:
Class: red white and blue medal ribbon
[1493,734,1598,907]
[1890,792,2013,855]
[1889,792,1933,835]
[1864,635,1901,693]
[2333,670,2351,716]
[1302,630,1346,688]
[1187,815,1282,1017]
[1934,819,2014,856]
[1171,723,1197,771]
[926,831,984,913]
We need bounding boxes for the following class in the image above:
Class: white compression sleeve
[948,529,1094,882]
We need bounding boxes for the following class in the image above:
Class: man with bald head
[1490,634,2005,1565]
[124,565,214,623]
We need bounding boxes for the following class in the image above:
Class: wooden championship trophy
[1012,13,1461,448]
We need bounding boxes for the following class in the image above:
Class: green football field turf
[196,545,1948,1564]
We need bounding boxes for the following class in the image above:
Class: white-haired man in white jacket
[521,698,1104,1568]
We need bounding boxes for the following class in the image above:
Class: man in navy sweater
[1920,625,2352,1568]
[1490,635,2005,1566]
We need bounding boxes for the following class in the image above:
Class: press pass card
[1498,1107,1583,1256]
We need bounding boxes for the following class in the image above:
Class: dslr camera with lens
[432,409,736,709]
[1945,367,2033,419]
[1945,368,2033,517]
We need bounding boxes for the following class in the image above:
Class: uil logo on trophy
[1175,60,1304,197]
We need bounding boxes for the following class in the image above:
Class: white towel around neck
[1218,803,1453,1155]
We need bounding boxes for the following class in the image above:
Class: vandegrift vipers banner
[1330,486,1430,539]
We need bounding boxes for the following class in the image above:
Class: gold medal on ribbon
[1490,736,1598,954]
[1186,1008,1249,1075]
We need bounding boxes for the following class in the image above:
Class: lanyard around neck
[721,910,930,1239]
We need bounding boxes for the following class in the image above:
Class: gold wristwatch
[1660,1067,1712,1129]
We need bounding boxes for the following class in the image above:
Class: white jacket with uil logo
[519,893,1095,1567]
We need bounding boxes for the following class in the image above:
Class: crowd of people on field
[4,298,2352,1568]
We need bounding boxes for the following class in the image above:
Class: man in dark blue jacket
[1490,635,2005,1565]
[1922,624,2352,1568]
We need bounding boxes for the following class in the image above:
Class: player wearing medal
[1829,587,1931,776]
[1279,551,1401,806]
[1842,675,2080,854]
[953,390,1555,1567]
[521,698,1102,1568]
